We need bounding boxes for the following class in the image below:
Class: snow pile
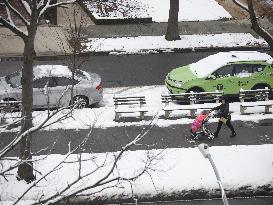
[33,65,95,80]
[83,33,268,54]
[33,65,71,79]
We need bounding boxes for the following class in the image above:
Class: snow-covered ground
[1,144,273,204]
[83,33,268,54]
[83,0,232,22]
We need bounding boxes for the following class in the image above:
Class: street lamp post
[198,143,229,205]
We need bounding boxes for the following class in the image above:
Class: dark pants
[215,119,235,136]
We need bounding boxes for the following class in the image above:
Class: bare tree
[66,7,89,103]
[233,0,273,51]
[0,101,80,173]
[0,107,162,204]
[0,0,76,183]
[165,0,180,41]
[47,5,90,106]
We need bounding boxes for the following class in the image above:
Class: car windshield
[5,71,22,88]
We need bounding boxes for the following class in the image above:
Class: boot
[214,132,218,138]
[230,132,236,138]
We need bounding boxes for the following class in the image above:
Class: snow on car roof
[189,51,273,78]
[33,65,72,79]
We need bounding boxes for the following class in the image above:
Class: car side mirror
[207,74,216,80]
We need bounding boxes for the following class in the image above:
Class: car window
[33,77,56,88]
[233,64,253,76]
[54,77,78,86]
[5,71,22,88]
[213,65,234,78]
[252,64,266,73]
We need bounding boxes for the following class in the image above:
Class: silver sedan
[0,65,103,109]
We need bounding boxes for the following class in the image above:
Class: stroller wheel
[208,134,214,140]
[191,133,199,140]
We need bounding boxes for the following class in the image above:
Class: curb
[57,187,273,205]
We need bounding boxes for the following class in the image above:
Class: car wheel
[252,85,270,90]
[187,88,203,93]
[72,96,89,109]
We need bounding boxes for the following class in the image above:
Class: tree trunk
[165,0,180,41]
[247,0,273,51]
[17,28,37,183]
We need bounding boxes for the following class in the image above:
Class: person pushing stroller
[190,97,236,140]
[211,97,236,138]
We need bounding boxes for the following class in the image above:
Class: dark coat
[212,103,230,119]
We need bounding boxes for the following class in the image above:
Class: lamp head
[198,143,210,158]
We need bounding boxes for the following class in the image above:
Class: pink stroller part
[191,114,206,133]
[191,111,214,140]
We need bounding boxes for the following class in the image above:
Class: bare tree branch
[38,0,76,19]
[0,0,81,184]
[0,104,77,159]
[233,0,273,51]
[11,116,98,205]
[0,17,27,39]
[20,0,32,16]
[2,0,30,27]
[232,0,249,12]
[38,121,157,204]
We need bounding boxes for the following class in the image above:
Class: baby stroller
[190,110,214,140]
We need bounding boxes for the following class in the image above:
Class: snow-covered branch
[232,0,249,12]
[32,120,158,205]
[233,0,273,50]
[20,0,32,16]
[38,0,76,19]
[5,6,15,27]
[0,16,28,39]
[2,0,30,27]
[11,117,97,205]
[1,112,162,205]
[0,104,78,159]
